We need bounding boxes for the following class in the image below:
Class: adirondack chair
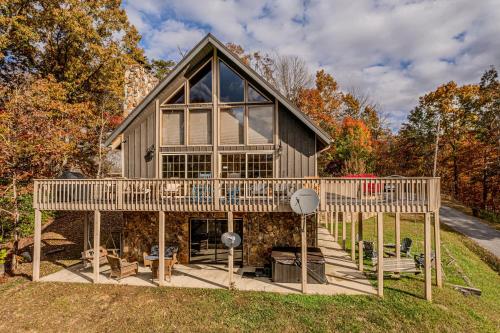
[384,237,413,258]
[106,255,138,280]
[363,241,377,261]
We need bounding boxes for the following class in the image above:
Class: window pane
[162,155,186,178]
[187,155,212,178]
[189,109,212,145]
[248,105,273,144]
[189,62,212,103]
[162,110,184,145]
[166,87,185,104]
[219,60,244,102]
[247,84,269,102]
[221,154,246,178]
[248,154,273,178]
[220,107,244,144]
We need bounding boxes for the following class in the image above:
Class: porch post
[83,212,89,253]
[358,213,363,272]
[424,213,432,301]
[351,213,356,261]
[434,210,443,287]
[158,211,165,286]
[301,214,308,294]
[93,210,100,283]
[228,211,234,289]
[32,209,42,281]
[377,212,384,297]
[342,213,346,250]
[329,212,334,235]
[395,212,401,260]
[334,212,338,242]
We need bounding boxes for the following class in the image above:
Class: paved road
[440,205,500,258]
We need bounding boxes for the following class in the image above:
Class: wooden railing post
[424,212,432,301]
[377,212,384,297]
[117,179,123,210]
[214,179,220,211]
[319,179,326,211]
[93,210,101,283]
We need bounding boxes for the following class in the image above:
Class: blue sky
[123,0,500,131]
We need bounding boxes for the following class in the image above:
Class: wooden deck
[33,177,440,213]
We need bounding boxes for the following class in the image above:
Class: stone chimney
[123,64,159,116]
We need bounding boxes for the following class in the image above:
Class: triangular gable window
[219,60,244,102]
[165,86,185,104]
[247,84,270,102]
[189,61,212,103]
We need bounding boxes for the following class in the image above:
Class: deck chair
[385,237,413,258]
[151,252,178,282]
[106,255,138,280]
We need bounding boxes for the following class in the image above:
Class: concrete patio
[41,227,376,296]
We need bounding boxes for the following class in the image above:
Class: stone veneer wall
[123,64,159,116]
[122,212,317,267]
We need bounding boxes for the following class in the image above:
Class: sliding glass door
[190,218,243,265]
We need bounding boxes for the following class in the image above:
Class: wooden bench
[373,258,421,274]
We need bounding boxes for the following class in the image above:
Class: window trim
[161,153,213,179]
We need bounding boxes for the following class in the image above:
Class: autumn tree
[0,76,90,267]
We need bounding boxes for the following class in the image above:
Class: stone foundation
[121,212,317,267]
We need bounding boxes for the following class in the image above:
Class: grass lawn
[0,214,499,332]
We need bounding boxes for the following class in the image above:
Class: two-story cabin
[32,34,442,300]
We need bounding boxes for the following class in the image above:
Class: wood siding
[278,103,316,177]
[123,101,156,178]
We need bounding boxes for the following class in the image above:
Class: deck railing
[33,177,440,213]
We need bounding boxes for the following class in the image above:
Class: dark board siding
[278,103,316,177]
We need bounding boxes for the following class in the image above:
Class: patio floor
[41,227,376,295]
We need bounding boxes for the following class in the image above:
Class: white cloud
[122,0,500,130]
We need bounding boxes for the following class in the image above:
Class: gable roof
[105,33,332,146]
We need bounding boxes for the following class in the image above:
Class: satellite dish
[290,188,319,215]
[221,232,241,248]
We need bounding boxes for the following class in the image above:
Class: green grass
[0,215,499,332]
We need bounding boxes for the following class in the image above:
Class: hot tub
[271,247,326,284]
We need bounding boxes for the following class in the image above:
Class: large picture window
[162,110,184,145]
[248,105,273,144]
[162,154,212,178]
[189,61,212,103]
[219,60,244,103]
[220,107,244,145]
[189,109,212,145]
